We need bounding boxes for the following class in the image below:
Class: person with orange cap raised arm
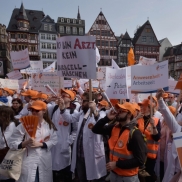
[2,87,14,106]
[92,102,147,182]
[0,89,8,106]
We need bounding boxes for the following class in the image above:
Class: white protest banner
[139,56,156,65]
[79,79,99,90]
[18,79,29,89]
[131,60,168,93]
[173,132,182,169]
[57,36,96,79]
[10,48,30,70]
[104,67,128,99]
[0,78,19,90]
[7,70,22,80]
[111,59,120,69]
[43,61,56,72]
[21,61,43,74]
[31,73,61,94]
[64,80,72,88]
[168,79,180,94]
[97,67,106,80]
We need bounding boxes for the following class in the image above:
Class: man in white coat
[59,91,107,182]
[50,89,78,182]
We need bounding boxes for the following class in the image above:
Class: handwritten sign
[104,67,128,99]
[10,48,30,70]
[21,61,43,74]
[31,73,62,94]
[7,70,22,80]
[57,36,96,79]
[131,60,168,93]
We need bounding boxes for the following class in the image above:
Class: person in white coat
[9,100,58,182]
[50,89,78,182]
[0,106,17,182]
[60,91,107,182]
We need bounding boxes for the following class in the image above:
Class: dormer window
[67,19,70,23]
[19,22,23,27]
[44,24,48,30]
[61,18,64,22]
[79,20,82,24]
[73,19,76,24]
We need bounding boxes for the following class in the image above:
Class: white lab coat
[19,103,30,116]
[0,122,16,180]
[61,110,107,180]
[51,107,78,171]
[158,99,181,182]
[9,120,57,182]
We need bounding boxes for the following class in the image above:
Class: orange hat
[60,89,76,101]
[168,106,176,115]
[138,99,150,107]
[148,96,158,107]
[32,93,48,100]
[163,93,169,99]
[0,89,2,96]
[3,88,14,96]
[86,88,98,93]
[30,100,47,110]
[110,99,119,107]
[98,100,109,107]
[21,90,38,98]
[132,102,141,111]
[115,102,136,116]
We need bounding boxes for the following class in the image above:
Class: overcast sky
[0,0,181,45]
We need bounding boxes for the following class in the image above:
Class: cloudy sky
[0,0,181,45]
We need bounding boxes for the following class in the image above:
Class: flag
[112,59,120,69]
[175,73,182,90]
[128,47,135,66]
[43,61,56,72]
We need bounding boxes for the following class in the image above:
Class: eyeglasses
[29,108,40,113]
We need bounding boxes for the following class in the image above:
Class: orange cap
[138,99,150,107]
[168,106,176,115]
[115,102,136,116]
[3,88,14,96]
[32,93,48,100]
[132,102,141,111]
[162,93,169,99]
[110,99,119,107]
[98,100,109,107]
[60,89,76,101]
[30,100,47,110]
[21,90,39,98]
[0,89,2,96]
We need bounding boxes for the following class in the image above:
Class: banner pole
[150,93,153,117]
[89,79,93,117]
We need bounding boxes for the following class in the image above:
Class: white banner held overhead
[168,79,180,94]
[7,70,22,80]
[21,61,43,74]
[139,56,157,66]
[64,80,72,88]
[131,60,168,93]
[0,78,19,90]
[31,72,61,94]
[43,61,56,72]
[104,67,128,99]
[18,79,29,89]
[57,36,96,79]
[10,48,30,70]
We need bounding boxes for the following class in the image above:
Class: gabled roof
[122,31,131,40]
[159,38,166,44]
[7,4,45,33]
[41,15,55,23]
[132,20,160,46]
[163,44,182,57]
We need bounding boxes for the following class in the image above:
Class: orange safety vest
[108,126,139,176]
[137,117,159,159]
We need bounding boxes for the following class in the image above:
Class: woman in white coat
[0,106,17,182]
[9,100,57,182]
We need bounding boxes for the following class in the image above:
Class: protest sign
[131,60,168,93]
[21,61,43,74]
[168,79,180,94]
[43,61,56,72]
[0,78,19,90]
[57,36,96,79]
[31,73,62,94]
[10,48,30,70]
[18,79,29,89]
[79,79,99,90]
[139,56,157,65]
[64,80,72,88]
[104,67,128,99]
[7,70,22,80]
[97,67,106,80]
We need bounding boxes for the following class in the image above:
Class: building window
[42,53,46,58]
[59,26,64,33]
[11,34,15,39]
[66,27,71,34]
[41,43,46,49]
[148,47,151,52]
[96,40,100,46]
[72,27,77,34]
[12,45,16,51]
[144,47,147,52]
[31,46,36,52]
[47,53,52,58]
[53,53,57,59]
[79,20,82,24]
[30,35,35,40]
[73,19,76,24]
[47,44,51,49]
[67,19,70,23]
[41,34,45,39]
[149,36,154,42]
[142,36,146,42]
[145,28,151,33]
[79,28,83,35]
[44,24,48,30]
[52,35,56,40]
[61,18,64,22]
[52,44,56,49]
[47,34,51,40]
[136,46,139,51]
[49,25,52,31]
